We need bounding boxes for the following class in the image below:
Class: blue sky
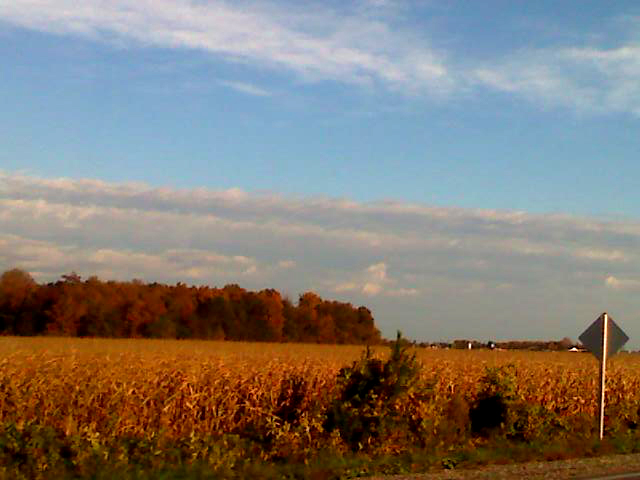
[1,1,640,346]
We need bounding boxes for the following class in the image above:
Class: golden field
[2,336,639,443]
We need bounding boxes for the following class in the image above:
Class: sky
[1,1,640,347]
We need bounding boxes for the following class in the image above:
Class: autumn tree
[0,269,382,344]
[0,269,38,334]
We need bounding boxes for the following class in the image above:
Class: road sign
[579,313,629,362]
[578,312,630,440]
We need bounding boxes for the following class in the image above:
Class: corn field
[2,337,640,478]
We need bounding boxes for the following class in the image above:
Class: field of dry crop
[2,337,640,478]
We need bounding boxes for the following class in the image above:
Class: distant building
[452,339,469,349]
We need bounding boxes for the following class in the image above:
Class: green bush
[469,364,517,437]
[469,364,560,442]
[323,332,419,451]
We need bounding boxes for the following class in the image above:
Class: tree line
[414,338,576,351]
[0,269,381,344]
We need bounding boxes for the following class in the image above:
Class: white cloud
[3,172,640,278]
[2,2,640,114]
[242,265,258,276]
[366,262,387,282]
[329,261,417,297]
[4,172,640,342]
[387,287,419,297]
[277,260,296,269]
[0,0,451,95]
[362,282,383,296]
[333,282,359,293]
[473,42,640,115]
[218,80,272,97]
[574,248,629,262]
[605,275,640,291]
[0,232,260,284]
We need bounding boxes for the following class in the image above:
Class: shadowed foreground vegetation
[2,337,640,478]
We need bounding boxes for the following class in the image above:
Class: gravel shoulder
[368,454,640,480]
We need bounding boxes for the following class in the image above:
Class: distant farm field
[2,337,640,479]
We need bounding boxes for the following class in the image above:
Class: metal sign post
[579,312,629,440]
[598,313,608,440]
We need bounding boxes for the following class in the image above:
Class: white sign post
[578,312,629,440]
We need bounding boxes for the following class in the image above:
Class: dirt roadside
[368,453,640,479]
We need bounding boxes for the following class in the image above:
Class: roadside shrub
[436,393,471,445]
[323,332,419,451]
[470,364,517,437]
[0,421,79,479]
[470,364,561,442]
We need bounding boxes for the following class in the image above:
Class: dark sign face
[579,313,629,362]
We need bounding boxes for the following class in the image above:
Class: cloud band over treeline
[1,171,640,341]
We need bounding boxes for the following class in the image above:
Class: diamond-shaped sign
[579,313,629,362]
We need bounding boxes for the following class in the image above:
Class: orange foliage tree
[0,269,381,344]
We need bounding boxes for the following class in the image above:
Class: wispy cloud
[218,80,272,97]
[3,1,640,114]
[605,275,640,291]
[2,171,640,340]
[473,42,640,115]
[0,0,451,95]
[0,233,260,284]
